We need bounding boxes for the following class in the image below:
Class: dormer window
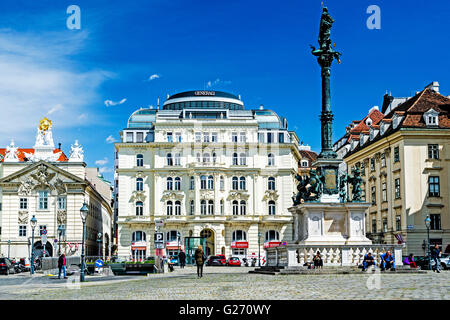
[423,109,439,126]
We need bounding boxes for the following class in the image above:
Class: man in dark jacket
[178,251,186,269]
[362,252,376,271]
[194,245,205,278]
[58,253,67,279]
[431,244,441,273]
[380,251,395,271]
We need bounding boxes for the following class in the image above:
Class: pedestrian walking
[58,253,67,279]
[179,251,186,269]
[194,245,205,278]
[431,244,441,273]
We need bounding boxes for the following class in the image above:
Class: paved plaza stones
[1,267,449,300]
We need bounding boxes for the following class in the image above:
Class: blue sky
[0,0,449,182]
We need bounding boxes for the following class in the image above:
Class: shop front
[231,241,248,260]
[131,241,147,261]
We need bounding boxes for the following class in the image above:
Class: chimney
[58,143,61,150]
[425,81,439,93]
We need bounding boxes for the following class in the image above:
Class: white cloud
[206,78,231,88]
[99,166,113,174]
[148,74,160,81]
[47,103,64,115]
[0,28,112,145]
[105,135,116,143]
[104,98,126,107]
[95,157,108,166]
[78,113,88,121]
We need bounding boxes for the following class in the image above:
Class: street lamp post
[258,232,262,267]
[425,215,432,271]
[97,232,102,259]
[58,225,63,256]
[30,215,37,275]
[80,203,89,282]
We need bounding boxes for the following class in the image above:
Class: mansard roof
[0,148,68,162]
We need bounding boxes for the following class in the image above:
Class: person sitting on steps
[380,250,395,271]
[362,252,376,271]
[313,251,323,269]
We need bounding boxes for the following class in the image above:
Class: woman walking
[194,245,205,278]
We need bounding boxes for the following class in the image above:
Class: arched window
[166,177,173,190]
[190,176,195,190]
[174,153,181,166]
[175,201,181,215]
[232,200,239,215]
[190,200,194,215]
[268,153,275,166]
[268,177,275,190]
[220,176,224,190]
[174,177,181,190]
[207,175,214,189]
[200,200,207,215]
[203,153,210,163]
[212,152,217,163]
[167,153,173,166]
[132,231,146,242]
[200,175,207,189]
[240,200,246,215]
[232,153,238,165]
[136,154,143,167]
[166,230,181,242]
[239,153,246,165]
[268,200,276,215]
[232,177,238,190]
[196,153,201,163]
[232,230,247,242]
[136,178,143,191]
[135,201,143,216]
[239,177,246,190]
[208,200,214,215]
[265,230,280,242]
[166,201,173,216]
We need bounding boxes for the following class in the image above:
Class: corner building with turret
[114,90,302,263]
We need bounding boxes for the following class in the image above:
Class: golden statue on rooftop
[38,117,52,134]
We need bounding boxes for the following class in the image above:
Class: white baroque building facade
[0,119,113,259]
[115,90,302,262]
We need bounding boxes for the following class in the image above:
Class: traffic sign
[41,234,47,245]
[41,229,47,235]
[154,232,164,243]
[155,243,165,249]
[95,259,103,268]
[155,219,165,228]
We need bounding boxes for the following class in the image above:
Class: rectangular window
[239,132,246,143]
[371,186,376,205]
[211,132,218,142]
[195,132,201,143]
[231,132,237,142]
[360,162,365,176]
[258,133,264,143]
[175,132,182,142]
[396,216,401,231]
[20,198,28,210]
[428,144,439,159]
[126,132,133,143]
[370,158,375,171]
[428,176,440,197]
[278,132,284,143]
[167,132,173,142]
[38,191,49,210]
[382,182,387,202]
[267,132,273,144]
[136,132,144,143]
[394,146,399,162]
[203,133,210,143]
[430,214,441,230]
[395,178,400,199]
[19,225,27,237]
[372,218,377,233]
[382,218,388,232]
[381,153,386,167]
[57,197,66,210]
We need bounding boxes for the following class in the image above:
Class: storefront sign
[195,91,215,96]
[264,241,281,248]
[131,241,147,250]
[231,241,248,249]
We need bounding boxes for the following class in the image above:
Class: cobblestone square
[2,267,449,300]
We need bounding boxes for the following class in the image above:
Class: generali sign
[264,241,281,249]
[231,241,248,249]
[194,91,215,96]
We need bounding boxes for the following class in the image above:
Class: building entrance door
[200,229,215,257]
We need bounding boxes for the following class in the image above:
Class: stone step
[248,270,277,275]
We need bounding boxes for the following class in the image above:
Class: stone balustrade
[266,244,404,267]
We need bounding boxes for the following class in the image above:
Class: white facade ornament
[69,140,84,162]
[24,118,62,162]
[4,140,20,162]
[18,178,36,196]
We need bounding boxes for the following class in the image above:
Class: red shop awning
[131,247,146,251]
[231,241,248,249]
[166,246,181,250]
[264,241,281,248]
